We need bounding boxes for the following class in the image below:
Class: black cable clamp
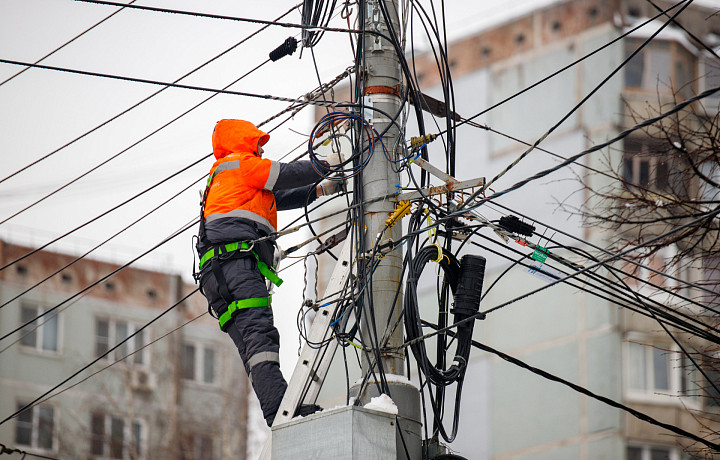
[269,36,299,62]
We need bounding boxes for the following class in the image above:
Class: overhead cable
[76,0,365,35]
[0,55,277,225]
[456,333,720,453]
[0,2,301,186]
[0,58,345,108]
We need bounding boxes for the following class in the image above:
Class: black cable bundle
[404,247,485,386]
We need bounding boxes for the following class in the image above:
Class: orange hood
[212,119,270,160]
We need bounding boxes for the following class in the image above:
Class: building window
[181,342,216,385]
[90,412,144,460]
[622,138,690,197]
[180,434,215,460]
[19,304,59,353]
[624,38,695,96]
[95,318,148,366]
[15,402,56,453]
[626,339,699,405]
[627,443,699,460]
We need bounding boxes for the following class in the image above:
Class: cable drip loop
[269,36,299,61]
[404,246,486,387]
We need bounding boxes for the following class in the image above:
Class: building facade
[0,240,251,459]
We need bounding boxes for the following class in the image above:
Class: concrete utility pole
[267,2,421,458]
[353,0,422,457]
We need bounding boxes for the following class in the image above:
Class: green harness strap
[200,241,284,287]
[199,241,283,330]
[217,296,272,330]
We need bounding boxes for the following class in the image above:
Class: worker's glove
[325,152,345,167]
[318,178,346,197]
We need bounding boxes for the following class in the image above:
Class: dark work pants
[200,255,288,426]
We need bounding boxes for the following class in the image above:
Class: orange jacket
[204,119,280,232]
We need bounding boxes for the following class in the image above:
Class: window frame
[90,411,146,460]
[18,302,62,356]
[14,401,58,455]
[179,433,216,460]
[624,37,697,96]
[624,334,702,409]
[180,341,218,386]
[94,316,150,368]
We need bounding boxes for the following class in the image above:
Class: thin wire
[0,58,345,108]
[0,443,59,460]
[76,0,367,34]
[399,207,720,350]
[461,334,720,452]
[486,200,720,301]
[0,58,270,226]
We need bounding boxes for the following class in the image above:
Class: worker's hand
[325,152,345,167]
[317,178,346,197]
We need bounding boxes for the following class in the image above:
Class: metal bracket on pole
[397,158,485,201]
[259,240,354,459]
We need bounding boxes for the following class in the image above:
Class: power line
[398,207,720,353]
[0,2,301,187]
[486,200,720,302]
[453,332,720,453]
[0,56,350,112]
[76,0,364,34]
[0,443,59,459]
[466,232,720,344]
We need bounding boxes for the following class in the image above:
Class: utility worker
[196,119,344,426]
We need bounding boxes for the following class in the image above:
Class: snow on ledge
[363,394,399,415]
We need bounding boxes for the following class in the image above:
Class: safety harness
[195,162,284,331]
